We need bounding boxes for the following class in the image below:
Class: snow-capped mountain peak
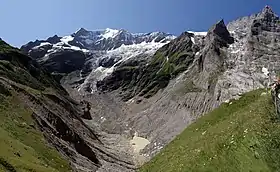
[20,28,176,85]
[69,27,176,51]
[73,27,121,41]
[103,28,120,39]
[22,28,176,55]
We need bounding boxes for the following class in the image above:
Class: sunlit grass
[140,90,280,172]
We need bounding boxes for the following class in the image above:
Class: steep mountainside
[0,39,71,172]
[0,40,138,172]
[19,6,280,171]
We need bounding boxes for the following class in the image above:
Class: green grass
[0,60,45,91]
[0,40,18,53]
[0,94,71,172]
[136,50,195,98]
[140,89,280,172]
[0,40,71,171]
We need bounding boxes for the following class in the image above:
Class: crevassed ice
[79,40,171,93]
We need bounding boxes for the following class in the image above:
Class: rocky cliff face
[18,6,280,171]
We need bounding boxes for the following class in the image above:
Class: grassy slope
[140,89,280,172]
[0,91,71,172]
[0,40,71,171]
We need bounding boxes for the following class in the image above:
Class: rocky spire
[262,5,273,14]
[251,6,280,35]
[72,28,91,37]
[258,5,279,20]
[207,19,234,47]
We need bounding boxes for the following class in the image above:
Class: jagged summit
[74,27,88,34]
[209,19,227,36]
[21,28,176,54]
[262,5,274,15]
[258,5,279,19]
[206,19,234,47]
[249,5,280,35]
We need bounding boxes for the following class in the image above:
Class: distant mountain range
[20,28,177,92]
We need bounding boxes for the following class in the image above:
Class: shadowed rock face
[40,50,88,73]
[80,100,93,120]
[207,20,234,47]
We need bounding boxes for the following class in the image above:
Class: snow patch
[102,28,120,39]
[231,49,240,54]
[262,67,270,76]
[127,98,135,104]
[60,36,74,44]
[187,31,208,36]
[39,42,51,46]
[130,132,150,153]
[100,116,106,123]
[191,37,195,44]
[32,42,52,49]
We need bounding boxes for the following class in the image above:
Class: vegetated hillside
[140,89,280,172]
[0,40,71,171]
[0,40,137,172]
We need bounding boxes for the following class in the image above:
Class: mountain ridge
[21,28,176,52]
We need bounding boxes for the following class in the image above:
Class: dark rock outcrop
[206,19,234,47]
[80,100,93,120]
[251,6,280,35]
[41,50,88,74]
[98,57,116,68]
[46,35,61,44]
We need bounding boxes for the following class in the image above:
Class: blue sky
[1,0,279,47]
